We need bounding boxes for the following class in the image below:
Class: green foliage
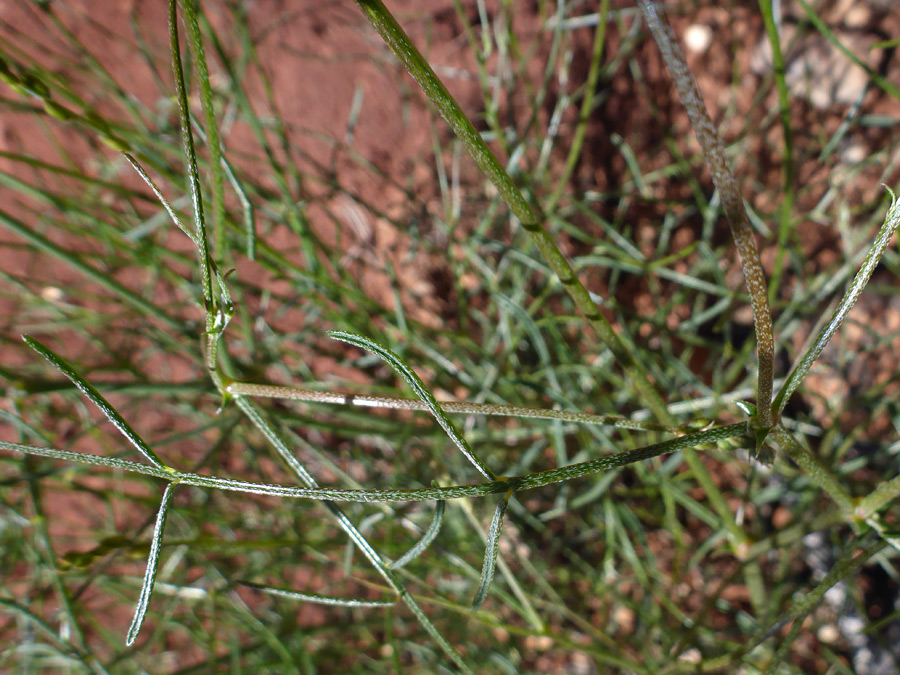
[1,0,899,672]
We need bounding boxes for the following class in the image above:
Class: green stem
[758,0,795,304]
[168,0,219,368]
[770,424,854,514]
[0,423,748,504]
[181,0,226,257]
[544,0,610,213]
[857,472,900,520]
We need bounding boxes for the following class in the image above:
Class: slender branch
[637,0,775,427]
[770,425,854,514]
[225,381,683,433]
[0,423,748,504]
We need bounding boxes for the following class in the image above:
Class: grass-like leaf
[123,152,198,245]
[225,397,473,670]
[22,336,167,470]
[797,0,900,102]
[773,192,900,417]
[181,0,226,256]
[0,209,182,331]
[472,495,509,611]
[329,330,498,480]
[390,500,445,570]
[168,0,222,363]
[126,482,175,646]
[239,581,397,608]
[760,535,887,674]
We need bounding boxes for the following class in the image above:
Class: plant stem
[353,0,669,424]
[225,381,682,433]
[0,423,748,504]
[770,425,854,514]
[637,0,775,428]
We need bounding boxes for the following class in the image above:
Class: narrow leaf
[181,0,226,255]
[240,581,396,608]
[0,209,181,331]
[126,483,175,646]
[390,500,445,569]
[22,336,166,469]
[472,495,509,610]
[123,152,198,245]
[329,330,497,480]
[125,151,234,317]
[774,193,900,416]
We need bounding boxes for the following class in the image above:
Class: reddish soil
[1,0,899,672]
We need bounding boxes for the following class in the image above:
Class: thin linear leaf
[758,0,796,303]
[124,152,198,245]
[22,336,167,469]
[797,0,900,101]
[472,495,509,610]
[760,535,887,674]
[124,151,234,311]
[545,0,610,212]
[0,599,89,660]
[240,581,397,608]
[0,209,182,331]
[390,500,445,569]
[181,0,226,255]
[169,0,229,369]
[774,193,900,416]
[329,330,497,480]
[771,425,854,513]
[223,396,471,670]
[126,482,175,646]
[188,115,256,259]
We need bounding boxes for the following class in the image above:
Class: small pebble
[684,24,713,54]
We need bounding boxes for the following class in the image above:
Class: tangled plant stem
[2,0,899,671]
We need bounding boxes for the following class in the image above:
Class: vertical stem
[637,0,775,428]
[181,0,226,257]
[545,0,610,213]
